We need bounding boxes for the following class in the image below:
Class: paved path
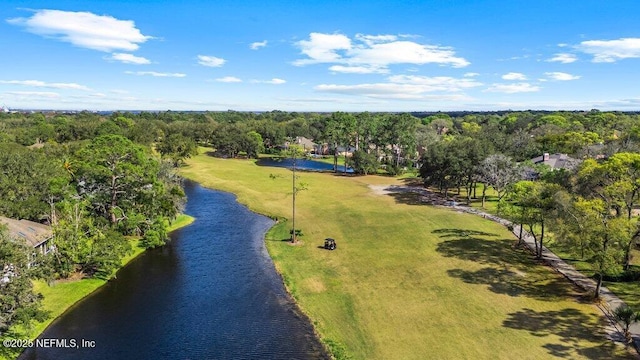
[375,184,640,352]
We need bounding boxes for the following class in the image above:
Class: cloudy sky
[2,0,640,111]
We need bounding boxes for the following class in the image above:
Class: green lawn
[442,184,640,313]
[0,214,195,360]
[179,153,634,360]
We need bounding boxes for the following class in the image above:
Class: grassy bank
[1,214,194,360]
[180,153,634,360]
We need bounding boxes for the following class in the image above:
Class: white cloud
[485,83,540,93]
[388,75,482,91]
[354,34,398,46]
[328,65,388,74]
[250,40,268,50]
[350,41,469,68]
[4,91,60,98]
[294,33,352,65]
[215,76,242,83]
[545,72,581,81]
[464,72,480,77]
[547,53,577,64]
[0,79,90,90]
[7,9,151,52]
[315,83,470,101]
[125,71,186,78]
[294,32,469,71]
[109,53,151,64]
[252,78,286,84]
[314,75,481,101]
[197,55,226,67]
[502,72,527,81]
[578,38,640,62]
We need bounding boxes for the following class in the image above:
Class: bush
[141,218,169,249]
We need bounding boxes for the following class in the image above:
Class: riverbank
[2,214,195,360]
[180,153,636,359]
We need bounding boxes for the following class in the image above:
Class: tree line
[0,118,187,334]
[3,108,640,332]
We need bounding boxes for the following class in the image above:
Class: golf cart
[324,238,337,250]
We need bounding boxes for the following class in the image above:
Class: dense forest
[2,108,640,333]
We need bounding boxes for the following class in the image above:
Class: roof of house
[0,216,52,248]
[530,153,580,171]
[295,136,317,148]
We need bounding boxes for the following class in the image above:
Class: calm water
[20,181,327,360]
[256,157,354,173]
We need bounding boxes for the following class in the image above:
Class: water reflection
[20,180,327,360]
[256,157,354,173]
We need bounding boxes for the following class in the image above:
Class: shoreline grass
[179,152,635,360]
[0,214,195,360]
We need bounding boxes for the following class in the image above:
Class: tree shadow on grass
[435,234,516,266]
[436,232,588,302]
[433,228,498,238]
[387,191,425,206]
[447,267,578,301]
[434,229,633,358]
[266,237,293,242]
[503,308,634,359]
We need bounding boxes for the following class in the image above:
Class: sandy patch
[303,277,327,293]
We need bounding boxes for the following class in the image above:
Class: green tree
[0,144,68,221]
[501,181,561,258]
[243,131,265,158]
[381,113,420,168]
[350,150,378,175]
[577,154,640,269]
[478,154,522,208]
[75,134,159,225]
[553,195,626,298]
[52,200,131,277]
[157,133,198,166]
[0,228,48,333]
[613,305,639,342]
[326,112,356,173]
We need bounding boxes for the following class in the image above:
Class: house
[531,153,580,171]
[283,136,319,153]
[523,153,581,180]
[294,136,316,151]
[0,216,54,255]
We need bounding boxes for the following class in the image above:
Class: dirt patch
[303,277,327,293]
[368,184,395,196]
[54,271,86,284]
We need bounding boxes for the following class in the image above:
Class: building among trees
[0,216,54,255]
[531,152,580,171]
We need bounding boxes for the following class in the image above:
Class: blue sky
[2,0,640,112]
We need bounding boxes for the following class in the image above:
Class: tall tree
[326,112,356,173]
[577,154,640,269]
[157,133,198,166]
[501,181,561,259]
[75,134,159,225]
[0,228,48,334]
[478,154,522,208]
[553,195,626,298]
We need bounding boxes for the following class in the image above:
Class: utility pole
[291,151,297,243]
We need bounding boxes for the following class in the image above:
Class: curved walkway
[372,184,640,352]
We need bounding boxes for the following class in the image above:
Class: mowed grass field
[180,152,635,360]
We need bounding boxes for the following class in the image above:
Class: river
[20,180,328,360]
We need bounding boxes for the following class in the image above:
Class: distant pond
[20,180,328,360]
[257,157,354,173]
